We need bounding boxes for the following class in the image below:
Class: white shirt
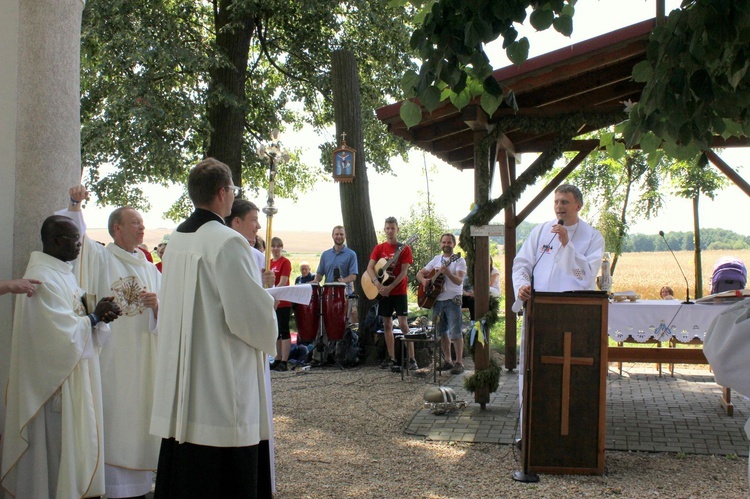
[423,253,467,301]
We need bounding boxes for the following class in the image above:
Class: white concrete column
[15,0,85,274]
[1,0,85,465]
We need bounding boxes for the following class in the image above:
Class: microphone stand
[659,231,693,304]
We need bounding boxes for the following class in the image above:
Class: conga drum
[295,282,320,343]
[323,282,347,341]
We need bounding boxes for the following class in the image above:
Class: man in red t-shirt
[366,217,416,372]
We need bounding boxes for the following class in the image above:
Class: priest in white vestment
[58,186,162,498]
[511,184,605,435]
[151,158,277,497]
[1,216,122,498]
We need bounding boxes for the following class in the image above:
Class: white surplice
[151,220,277,447]
[1,252,105,499]
[59,209,162,497]
[512,219,604,304]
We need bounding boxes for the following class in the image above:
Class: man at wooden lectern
[511,184,604,434]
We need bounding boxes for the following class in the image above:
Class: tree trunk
[693,195,703,298]
[330,50,377,345]
[206,1,255,186]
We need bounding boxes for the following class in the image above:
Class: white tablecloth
[608,300,730,343]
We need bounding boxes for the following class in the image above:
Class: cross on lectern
[540,331,593,436]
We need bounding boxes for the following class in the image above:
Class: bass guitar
[362,234,419,300]
[417,253,462,309]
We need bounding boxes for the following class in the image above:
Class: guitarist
[366,217,417,373]
[416,233,467,374]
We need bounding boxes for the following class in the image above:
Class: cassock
[59,209,162,497]
[511,219,604,420]
[1,251,106,498]
[150,209,277,497]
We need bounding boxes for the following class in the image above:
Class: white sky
[82,0,750,237]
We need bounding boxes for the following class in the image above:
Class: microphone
[659,230,693,304]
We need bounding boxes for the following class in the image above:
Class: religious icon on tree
[332,132,356,183]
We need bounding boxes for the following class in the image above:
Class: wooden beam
[497,134,516,157]
[705,149,750,197]
[608,347,706,364]
[461,104,490,131]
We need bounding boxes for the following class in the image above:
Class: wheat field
[596,249,750,299]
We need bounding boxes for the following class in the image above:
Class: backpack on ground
[335,327,361,367]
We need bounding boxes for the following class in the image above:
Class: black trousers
[154,438,273,498]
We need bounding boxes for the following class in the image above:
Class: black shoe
[450,364,465,374]
[389,359,402,373]
[270,359,280,370]
[438,361,454,371]
[274,361,288,372]
[408,359,418,371]
[380,357,394,369]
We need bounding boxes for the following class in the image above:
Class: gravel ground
[270,365,748,498]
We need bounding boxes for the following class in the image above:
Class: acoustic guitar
[417,253,462,309]
[362,234,419,300]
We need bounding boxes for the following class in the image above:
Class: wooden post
[498,150,517,371]
[473,130,491,408]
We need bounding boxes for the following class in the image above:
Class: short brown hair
[384,216,398,226]
[225,199,259,226]
[555,184,583,205]
[188,158,232,206]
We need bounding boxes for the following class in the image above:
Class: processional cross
[540,331,593,436]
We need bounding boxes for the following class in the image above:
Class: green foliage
[81,0,418,217]
[668,153,728,202]
[623,228,750,253]
[623,1,750,158]
[463,357,500,394]
[400,0,575,126]
[397,200,450,289]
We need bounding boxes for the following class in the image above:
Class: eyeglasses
[224,185,241,197]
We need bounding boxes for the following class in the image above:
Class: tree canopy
[80,0,418,217]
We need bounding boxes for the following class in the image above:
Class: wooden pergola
[376,18,750,387]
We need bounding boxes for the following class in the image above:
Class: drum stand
[310,287,345,370]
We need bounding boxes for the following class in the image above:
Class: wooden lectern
[520,291,609,476]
